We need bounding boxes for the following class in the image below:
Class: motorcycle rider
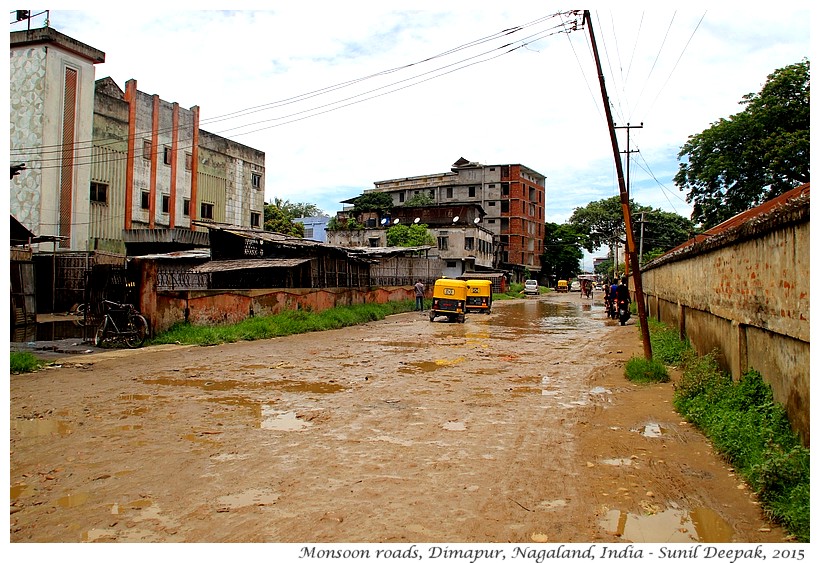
[609,278,620,318]
[615,276,631,324]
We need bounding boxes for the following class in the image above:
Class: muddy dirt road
[10,291,787,544]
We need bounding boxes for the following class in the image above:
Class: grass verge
[151,299,417,346]
[10,351,46,374]
[636,319,809,542]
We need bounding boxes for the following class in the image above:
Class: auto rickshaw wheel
[429,311,435,322]
[458,313,465,323]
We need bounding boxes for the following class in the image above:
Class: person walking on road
[414,280,425,311]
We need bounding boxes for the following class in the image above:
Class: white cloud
[18,2,812,221]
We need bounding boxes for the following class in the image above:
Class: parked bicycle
[94,299,149,348]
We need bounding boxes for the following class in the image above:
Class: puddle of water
[600,507,733,542]
[442,421,466,431]
[260,408,312,431]
[11,483,34,500]
[110,498,154,514]
[635,422,667,438]
[13,418,73,438]
[57,491,91,508]
[217,488,279,509]
[600,458,634,466]
[142,377,345,394]
[398,357,466,374]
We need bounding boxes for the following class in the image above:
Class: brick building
[369,157,545,280]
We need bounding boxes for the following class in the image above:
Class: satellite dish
[452,216,460,223]
[473,217,481,224]
[413,217,420,224]
[380,218,387,225]
[393,218,400,224]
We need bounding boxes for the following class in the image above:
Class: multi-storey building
[10,26,265,257]
[370,157,545,279]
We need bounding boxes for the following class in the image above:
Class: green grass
[151,299,417,346]
[673,351,810,542]
[10,351,46,374]
[628,318,809,541]
[624,356,669,383]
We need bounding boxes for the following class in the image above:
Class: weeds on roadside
[624,356,669,383]
[645,318,690,366]
[151,300,417,346]
[10,351,45,374]
[674,353,810,542]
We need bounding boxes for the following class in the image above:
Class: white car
[570,281,581,292]
[523,280,539,295]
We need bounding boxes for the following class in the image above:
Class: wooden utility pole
[584,11,652,360]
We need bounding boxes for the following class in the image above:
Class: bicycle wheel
[124,314,149,348]
[94,316,109,347]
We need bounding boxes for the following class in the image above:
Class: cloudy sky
[12,2,812,232]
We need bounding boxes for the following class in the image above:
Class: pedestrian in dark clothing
[414,280,425,311]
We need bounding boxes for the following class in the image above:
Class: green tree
[541,222,585,282]
[386,224,435,247]
[351,192,394,215]
[675,60,810,228]
[569,196,693,259]
[403,193,435,207]
[264,202,304,237]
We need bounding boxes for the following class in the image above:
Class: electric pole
[584,10,652,360]
[615,122,642,277]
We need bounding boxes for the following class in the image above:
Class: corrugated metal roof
[130,248,211,261]
[191,258,311,273]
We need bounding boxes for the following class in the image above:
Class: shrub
[10,351,44,374]
[674,360,810,542]
[624,356,669,383]
[646,318,689,366]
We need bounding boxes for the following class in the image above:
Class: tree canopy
[540,222,585,282]
[351,192,394,215]
[675,60,810,228]
[263,197,328,237]
[386,223,435,247]
[568,196,694,259]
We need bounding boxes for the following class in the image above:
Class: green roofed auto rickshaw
[465,279,493,314]
[429,278,467,323]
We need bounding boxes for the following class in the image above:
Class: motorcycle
[617,298,631,326]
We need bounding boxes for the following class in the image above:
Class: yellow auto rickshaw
[465,279,493,314]
[557,279,568,293]
[429,278,468,323]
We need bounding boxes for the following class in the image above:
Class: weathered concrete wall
[639,198,809,444]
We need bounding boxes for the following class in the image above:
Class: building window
[446,187,453,198]
[488,201,496,206]
[162,195,170,213]
[163,147,172,165]
[141,191,150,210]
[468,186,476,197]
[201,202,214,220]
[304,227,314,238]
[252,172,262,189]
[447,261,457,268]
[142,140,152,160]
[501,183,509,196]
[501,200,509,213]
[90,181,108,204]
[437,236,449,251]
[251,212,261,228]
[429,189,435,199]
[185,153,193,171]
[183,199,190,216]
[399,192,405,203]
[464,237,474,251]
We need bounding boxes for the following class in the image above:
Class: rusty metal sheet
[192,258,311,273]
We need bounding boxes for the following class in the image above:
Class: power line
[11,11,584,166]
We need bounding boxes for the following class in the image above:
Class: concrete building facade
[10,27,105,251]
[370,158,545,280]
[10,26,266,257]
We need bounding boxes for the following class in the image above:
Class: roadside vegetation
[10,351,46,374]
[632,318,809,541]
[151,300,417,346]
